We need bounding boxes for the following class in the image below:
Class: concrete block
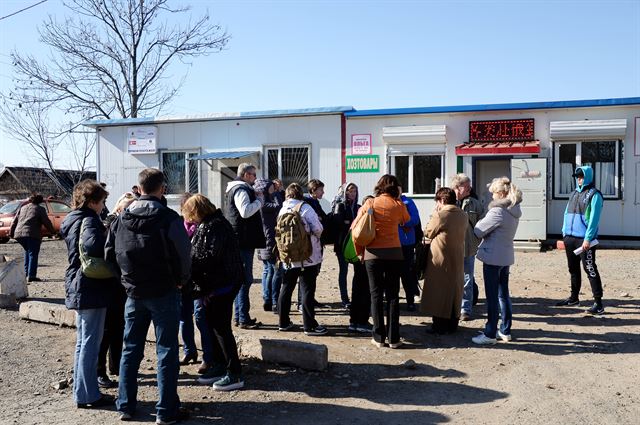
[19,301,76,327]
[0,256,28,299]
[259,338,328,371]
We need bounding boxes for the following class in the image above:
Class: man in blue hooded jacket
[556,165,605,315]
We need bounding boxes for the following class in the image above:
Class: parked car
[0,198,72,243]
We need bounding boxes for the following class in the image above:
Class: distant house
[0,166,96,204]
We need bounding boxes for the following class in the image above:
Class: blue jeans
[179,292,196,357]
[74,308,106,404]
[193,298,213,364]
[16,237,41,278]
[461,255,476,315]
[482,264,512,339]
[234,249,255,324]
[336,252,351,304]
[117,290,180,420]
[261,259,283,306]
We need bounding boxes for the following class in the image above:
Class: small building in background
[0,166,96,205]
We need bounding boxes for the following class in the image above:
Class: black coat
[190,209,243,298]
[60,207,118,310]
[258,189,282,261]
[333,200,360,253]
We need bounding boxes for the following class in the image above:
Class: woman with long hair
[472,177,522,345]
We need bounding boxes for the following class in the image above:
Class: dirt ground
[0,238,639,425]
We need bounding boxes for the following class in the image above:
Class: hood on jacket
[332,182,359,209]
[574,165,594,192]
[488,197,523,219]
[226,179,252,194]
[119,198,169,233]
[60,208,89,238]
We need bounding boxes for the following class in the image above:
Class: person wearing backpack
[105,168,192,423]
[276,183,328,336]
[333,183,370,332]
[355,175,410,349]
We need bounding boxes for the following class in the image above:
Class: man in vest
[106,168,192,423]
[451,174,484,321]
[225,163,266,329]
[556,165,605,315]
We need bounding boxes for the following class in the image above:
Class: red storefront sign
[469,119,535,142]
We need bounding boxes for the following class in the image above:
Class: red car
[0,199,72,243]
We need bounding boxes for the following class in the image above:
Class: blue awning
[187,151,258,161]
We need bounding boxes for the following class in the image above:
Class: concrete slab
[0,256,28,300]
[19,301,76,327]
[259,338,328,371]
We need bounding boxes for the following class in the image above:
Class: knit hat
[253,178,271,193]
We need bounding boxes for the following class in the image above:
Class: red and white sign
[351,134,372,154]
[127,126,157,154]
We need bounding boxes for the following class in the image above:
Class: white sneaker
[389,341,403,349]
[472,333,497,345]
[497,330,512,342]
[371,338,385,348]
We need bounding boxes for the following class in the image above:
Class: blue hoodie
[398,195,420,246]
[561,165,604,242]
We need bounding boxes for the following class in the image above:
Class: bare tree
[9,0,230,120]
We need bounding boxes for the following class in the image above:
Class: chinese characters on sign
[127,126,157,154]
[351,134,372,154]
[469,119,535,142]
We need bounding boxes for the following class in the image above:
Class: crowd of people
[7,161,606,424]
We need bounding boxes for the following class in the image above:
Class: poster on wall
[635,117,640,156]
[351,134,372,154]
[127,126,157,154]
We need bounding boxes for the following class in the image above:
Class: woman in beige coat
[420,187,468,334]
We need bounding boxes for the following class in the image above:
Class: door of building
[510,158,547,240]
[475,159,510,211]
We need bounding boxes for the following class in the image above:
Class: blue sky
[1,0,639,168]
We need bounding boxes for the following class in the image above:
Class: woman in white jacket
[276,183,327,336]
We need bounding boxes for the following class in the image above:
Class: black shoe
[97,375,116,389]
[238,318,261,329]
[77,394,115,409]
[555,297,580,307]
[156,407,190,424]
[27,276,42,282]
[263,302,272,312]
[586,303,605,315]
[179,353,197,365]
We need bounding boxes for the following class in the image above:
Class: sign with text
[351,134,372,154]
[469,119,534,142]
[127,126,157,154]
[346,155,379,173]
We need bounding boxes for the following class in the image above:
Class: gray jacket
[10,203,54,239]
[474,198,522,266]
[459,196,484,257]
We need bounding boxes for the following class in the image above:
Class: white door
[511,158,547,240]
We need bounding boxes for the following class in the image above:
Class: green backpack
[342,230,360,264]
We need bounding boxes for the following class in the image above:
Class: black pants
[349,261,371,325]
[205,292,241,375]
[563,236,603,300]
[279,265,320,331]
[97,292,126,377]
[400,245,420,305]
[365,259,402,345]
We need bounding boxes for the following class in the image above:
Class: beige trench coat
[419,204,467,319]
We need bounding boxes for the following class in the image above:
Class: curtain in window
[595,162,615,195]
[560,163,574,194]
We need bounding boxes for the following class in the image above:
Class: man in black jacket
[105,168,191,424]
[224,163,265,329]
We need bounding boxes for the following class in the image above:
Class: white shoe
[472,333,497,345]
[371,338,385,348]
[389,341,403,349]
[497,330,512,342]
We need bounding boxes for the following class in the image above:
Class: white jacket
[278,199,323,268]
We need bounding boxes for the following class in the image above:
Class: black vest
[225,183,266,249]
[567,185,599,216]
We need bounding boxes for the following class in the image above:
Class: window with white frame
[553,140,621,199]
[389,153,444,196]
[265,146,310,187]
[161,151,199,195]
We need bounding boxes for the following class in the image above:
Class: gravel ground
[1,238,639,424]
